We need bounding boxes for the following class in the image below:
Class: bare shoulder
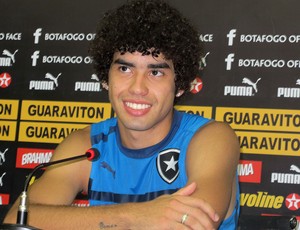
[63,125,91,143]
[52,125,92,160]
[192,120,240,157]
[27,125,93,204]
[199,120,238,139]
[187,120,240,175]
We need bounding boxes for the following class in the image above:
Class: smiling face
[107,51,178,144]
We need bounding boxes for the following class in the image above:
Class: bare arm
[185,121,240,228]
[4,126,136,229]
[4,126,93,226]
[5,184,218,230]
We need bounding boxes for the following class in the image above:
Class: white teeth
[125,102,151,110]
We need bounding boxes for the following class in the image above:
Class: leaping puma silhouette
[45,73,62,87]
[0,172,6,186]
[2,49,18,63]
[91,74,99,81]
[242,77,261,93]
[290,165,300,173]
[0,148,8,164]
[199,52,210,69]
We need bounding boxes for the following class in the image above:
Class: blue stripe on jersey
[89,188,178,203]
[91,125,116,145]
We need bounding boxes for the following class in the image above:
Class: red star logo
[190,77,203,94]
[285,193,300,211]
[0,73,12,88]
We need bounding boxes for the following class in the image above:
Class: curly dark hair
[89,0,203,102]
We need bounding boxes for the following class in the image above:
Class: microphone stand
[1,149,98,230]
[17,153,89,226]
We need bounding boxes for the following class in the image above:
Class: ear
[175,89,184,97]
[102,81,109,90]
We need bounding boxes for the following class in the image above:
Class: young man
[5,0,240,229]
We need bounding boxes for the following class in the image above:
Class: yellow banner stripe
[0,99,19,120]
[21,100,112,123]
[175,105,213,118]
[19,122,88,144]
[0,121,17,141]
[237,131,300,156]
[216,107,300,132]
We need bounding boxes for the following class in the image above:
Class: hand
[131,182,219,230]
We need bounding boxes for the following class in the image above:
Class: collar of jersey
[115,110,182,159]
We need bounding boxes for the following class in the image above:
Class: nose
[128,73,149,96]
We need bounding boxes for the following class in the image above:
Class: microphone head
[85,148,100,161]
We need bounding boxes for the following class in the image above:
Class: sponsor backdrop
[1,0,300,224]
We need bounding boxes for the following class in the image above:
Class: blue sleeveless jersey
[88,110,240,229]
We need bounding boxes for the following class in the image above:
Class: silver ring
[181,213,188,224]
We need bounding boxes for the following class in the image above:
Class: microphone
[1,148,100,230]
[290,216,300,230]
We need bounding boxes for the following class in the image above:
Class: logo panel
[0,194,10,205]
[157,149,180,184]
[16,148,54,169]
[285,193,300,211]
[238,160,262,183]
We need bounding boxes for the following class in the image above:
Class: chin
[125,123,149,131]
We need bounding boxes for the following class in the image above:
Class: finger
[163,201,214,229]
[175,182,197,196]
[172,222,192,230]
[172,202,216,229]
[159,209,192,230]
[184,211,215,230]
[177,212,211,230]
[172,196,219,222]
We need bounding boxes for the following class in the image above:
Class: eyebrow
[148,63,170,69]
[114,59,134,67]
[113,58,171,69]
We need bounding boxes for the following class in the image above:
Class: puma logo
[2,49,18,63]
[0,172,6,186]
[45,72,61,87]
[290,165,300,173]
[242,77,261,93]
[100,162,116,178]
[0,148,8,165]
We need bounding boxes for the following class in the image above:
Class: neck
[118,113,174,149]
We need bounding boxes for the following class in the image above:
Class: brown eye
[119,66,130,73]
[151,70,163,77]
